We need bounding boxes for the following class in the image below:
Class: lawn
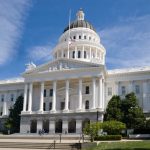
[85,140,150,150]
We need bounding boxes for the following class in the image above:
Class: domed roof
[63,9,95,33]
[63,20,95,33]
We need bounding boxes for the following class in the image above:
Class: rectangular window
[85,86,90,94]
[1,95,4,102]
[49,102,52,110]
[121,86,126,95]
[79,35,81,39]
[61,102,65,110]
[135,85,140,94]
[108,87,112,96]
[11,94,14,101]
[44,89,46,97]
[50,89,53,97]
[43,102,46,111]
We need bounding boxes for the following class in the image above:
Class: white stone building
[0,10,150,134]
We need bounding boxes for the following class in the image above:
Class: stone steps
[0,142,81,150]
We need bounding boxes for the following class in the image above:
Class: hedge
[94,135,122,141]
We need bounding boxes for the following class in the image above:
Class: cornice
[0,77,24,85]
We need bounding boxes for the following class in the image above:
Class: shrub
[83,122,102,142]
[94,135,122,141]
[102,121,126,135]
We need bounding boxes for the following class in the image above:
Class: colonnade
[23,77,104,113]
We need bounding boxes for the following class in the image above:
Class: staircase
[0,142,81,149]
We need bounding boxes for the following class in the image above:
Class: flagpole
[67,9,71,59]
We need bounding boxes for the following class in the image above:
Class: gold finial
[76,9,84,20]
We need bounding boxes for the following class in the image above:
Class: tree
[121,93,145,129]
[4,118,13,134]
[104,95,122,121]
[7,96,23,133]
[105,93,145,129]
[83,122,102,142]
[102,121,126,135]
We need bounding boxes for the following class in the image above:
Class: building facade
[0,10,150,134]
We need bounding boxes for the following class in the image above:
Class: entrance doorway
[68,119,76,133]
[30,120,37,133]
[55,119,62,133]
[43,120,49,133]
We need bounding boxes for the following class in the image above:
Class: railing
[49,140,56,149]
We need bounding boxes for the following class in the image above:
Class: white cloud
[0,0,31,65]
[28,45,53,62]
[99,15,150,69]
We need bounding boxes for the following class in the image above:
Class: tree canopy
[5,95,23,133]
[104,93,145,129]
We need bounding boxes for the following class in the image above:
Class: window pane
[85,100,89,109]
[50,89,53,97]
[108,87,112,96]
[135,85,140,94]
[121,86,126,95]
[85,86,89,94]
[44,89,46,97]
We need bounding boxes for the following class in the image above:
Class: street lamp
[96,108,99,122]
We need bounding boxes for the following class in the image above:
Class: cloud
[28,45,53,63]
[0,0,31,65]
[99,15,150,69]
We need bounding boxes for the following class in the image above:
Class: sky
[0,0,150,79]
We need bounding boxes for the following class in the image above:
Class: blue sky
[0,0,150,79]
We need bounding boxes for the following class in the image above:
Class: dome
[63,20,95,33]
[63,9,95,33]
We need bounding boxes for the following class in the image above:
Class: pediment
[23,58,103,75]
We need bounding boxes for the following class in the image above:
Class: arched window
[84,51,86,58]
[78,51,81,58]
[85,100,89,109]
[72,51,75,58]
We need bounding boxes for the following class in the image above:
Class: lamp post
[96,108,99,122]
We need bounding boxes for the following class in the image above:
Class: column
[102,79,105,109]
[143,81,148,110]
[75,46,77,59]
[39,82,44,112]
[92,78,96,109]
[115,81,120,95]
[37,119,43,133]
[78,79,82,110]
[64,80,69,111]
[61,50,64,58]
[62,119,68,133]
[90,47,92,59]
[96,48,98,58]
[23,84,28,112]
[49,118,55,134]
[98,77,103,109]
[28,83,33,112]
[76,119,82,134]
[2,99,7,116]
[52,81,57,112]
[128,81,134,93]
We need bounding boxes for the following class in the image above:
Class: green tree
[104,93,145,129]
[83,122,102,142]
[121,93,145,129]
[104,95,122,121]
[102,120,126,135]
[7,96,23,133]
[4,118,13,134]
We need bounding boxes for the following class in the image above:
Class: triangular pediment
[23,58,103,75]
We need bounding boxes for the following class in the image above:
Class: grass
[85,140,150,150]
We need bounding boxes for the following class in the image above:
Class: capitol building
[0,10,150,134]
